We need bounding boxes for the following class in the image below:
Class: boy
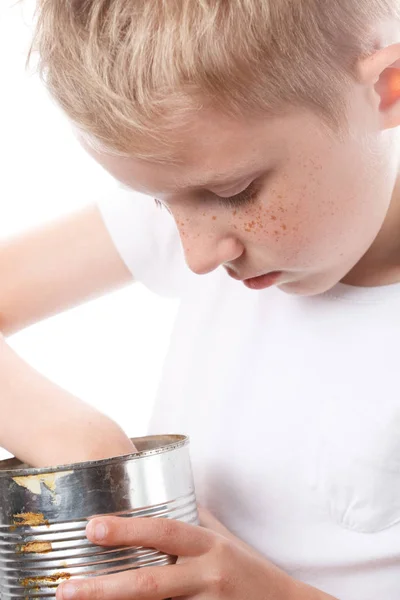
[2,0,400,598]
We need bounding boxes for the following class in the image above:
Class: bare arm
[0,205,133,335]
[0,206,137,466]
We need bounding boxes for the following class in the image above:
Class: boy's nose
[182,235,244,275]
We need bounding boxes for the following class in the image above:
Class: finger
[86,516,214,557]
[57,562,202,600]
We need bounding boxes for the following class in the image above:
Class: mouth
[226,268,282,290]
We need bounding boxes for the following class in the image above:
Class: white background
[0,1,178,459]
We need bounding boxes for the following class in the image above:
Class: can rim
[0,434,189,477]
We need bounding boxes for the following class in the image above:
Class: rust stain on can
[13,512,49,527]
[18,541,52,554]
[21,572,71,587]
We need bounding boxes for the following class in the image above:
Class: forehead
[83,108,323,195]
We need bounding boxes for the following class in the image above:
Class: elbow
[0,312,21,338]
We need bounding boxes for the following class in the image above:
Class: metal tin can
[0,434,198,598]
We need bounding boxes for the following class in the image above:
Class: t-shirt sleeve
[97,186,189,297]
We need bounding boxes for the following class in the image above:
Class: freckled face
[83,101,398,296]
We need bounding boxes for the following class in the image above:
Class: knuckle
[122,517,135,538]
[86,578,106,600]
[205,537,233,594]
[157,518,177,538]
[213,535,231,560]
[135,569,160,597]
[114,515,138,542]
[207,564,231,595]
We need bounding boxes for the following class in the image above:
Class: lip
[243,271,282,290]
[225,268,241,280]
[225,268,282,290]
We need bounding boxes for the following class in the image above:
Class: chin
[278,275,339,297]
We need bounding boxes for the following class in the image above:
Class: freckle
[245,228,251,232]
[233,210,237,216]
[202,212,206,217]
[233,225,238,229]
[281,224,287,231]
[270,215,277,221]
[212,216,217,220]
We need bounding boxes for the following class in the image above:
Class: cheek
[231,161,377,268]
[229,179,321,255]
[230,198,292,245]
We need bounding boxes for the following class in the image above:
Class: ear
[359,43,400,130]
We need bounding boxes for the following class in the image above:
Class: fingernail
[60,583,77,600]
[87,521,107,541]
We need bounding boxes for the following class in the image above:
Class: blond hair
[31,0,400,161]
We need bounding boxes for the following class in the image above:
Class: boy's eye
[154,179,261,212]
[215,180,260,208]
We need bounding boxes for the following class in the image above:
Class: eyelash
[154,180,261,211]
[216,180,260,208]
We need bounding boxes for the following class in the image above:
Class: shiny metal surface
[0,434,198,598]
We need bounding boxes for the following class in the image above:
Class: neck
[342,171,400,287]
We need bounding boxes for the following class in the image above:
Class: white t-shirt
[99,188,400,600]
